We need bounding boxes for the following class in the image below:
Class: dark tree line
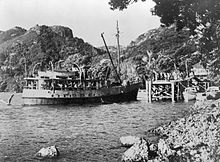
[109,0,220,82]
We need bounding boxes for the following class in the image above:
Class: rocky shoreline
[121,99,220,161]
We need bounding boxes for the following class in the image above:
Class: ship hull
[22,83,140,105]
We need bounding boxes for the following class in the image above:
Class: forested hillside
[0,24,212,92]
[123,26,198,79]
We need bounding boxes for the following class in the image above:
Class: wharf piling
[145,79,186,103]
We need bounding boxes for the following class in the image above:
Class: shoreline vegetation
[121,98,220,162]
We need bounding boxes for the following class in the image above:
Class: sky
[0,0,160,47]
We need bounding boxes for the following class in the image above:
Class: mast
[101,33,122,83]
[116,21,121,74]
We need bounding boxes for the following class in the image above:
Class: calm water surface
[0,92,194,162]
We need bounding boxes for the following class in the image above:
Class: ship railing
[23,85,37,89]
[23,77,119,91]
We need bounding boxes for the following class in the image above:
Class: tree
[109,0,220,82]
[109,0,220,32]
[109,0,146,11]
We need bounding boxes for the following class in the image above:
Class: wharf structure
[145,74,210,103]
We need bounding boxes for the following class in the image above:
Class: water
[0,92,194,162]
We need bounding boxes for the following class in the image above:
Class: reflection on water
[0,92,194,161]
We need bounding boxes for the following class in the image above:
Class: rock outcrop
[122,138,149,162]
[120,136,141,147]
[121,99,220,161]
[35,145,60,158]
[153,99,220,161]
[0,26,26,44]
[51,25,73,39]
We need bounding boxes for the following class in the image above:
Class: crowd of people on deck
[27,64,134,91]
[150,70,195,81]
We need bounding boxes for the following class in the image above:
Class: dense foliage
[109,0,220,31]
[109,0,220,83]
[124,26,197,79]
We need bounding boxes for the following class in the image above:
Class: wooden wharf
[145,80,182,102]
[144,62,211,102]
[145,78,209,103]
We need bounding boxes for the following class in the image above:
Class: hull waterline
[22,83,140,105]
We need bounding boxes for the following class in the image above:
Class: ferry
[22,69,140,105]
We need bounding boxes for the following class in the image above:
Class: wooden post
[177,82,180,101]
[149,80,152,103]
[96,81,99,89]
[146,80,149,102]
[171,82,175,103]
